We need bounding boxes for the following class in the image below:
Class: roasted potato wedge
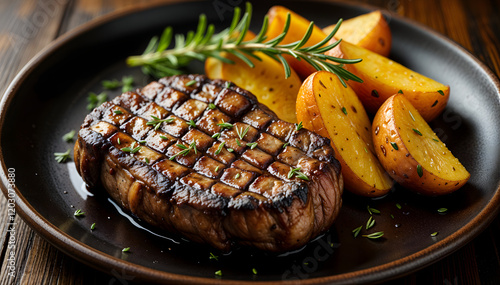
[327,40,450,122]
[372,94,469,196]
[323,10,391,57]
[297,71,393,197]
[266,6,327,79]
[205,52,301,123]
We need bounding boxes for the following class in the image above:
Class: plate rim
[1,0,500,284]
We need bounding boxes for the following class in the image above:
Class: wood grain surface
[0,0,499,284]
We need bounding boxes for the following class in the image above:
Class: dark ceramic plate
[1,1,500,284]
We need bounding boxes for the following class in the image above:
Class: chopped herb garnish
[287,167,309,181]
[114,110,123,115]
[215,142,225,155]
[74,209,85,217]
[396,203,402,210]
[102,79,121,90]
[398,90,403,94]
[101,76,134,92]
[169,142,197,160]
[215,166,220,172]
[409,110,416,121]
[437,208,448,213]
[417,164,423,177]
[212,133,221,139]
[235,173,241,179]
[117,138,121,145]
[225,81,231,88]
[236,125,250,140]
[246,142,258,149]
[282,142,289,148]
[296,121,303,131]
[90,223,96,230]
[121,76,134,92]
[145,157,150,164]
[432,138,439,142]
[217,120,233,130]
[187,120,197,128]
[62,130,76,142]
[366,216,375,230]
[341,107,348,115]
[215,270,222,276]
[146,115,174,130]
[252,268,257,275]
[55,149,71,163]
[122,247,130,252]
[209,252,219,261]
[227,148,234,153]
[367,206,380,215]
[352,225,362,238]
[431,232,439,237]
[362,231,384,239]
[390,142,398,150]
[160,135,169,140]
[236,138,241,146]
[208,103,216,109]
[87,92,107,111]
[185,79,197,86]
[121,142,141,154]
[412,128,422,136]
[139,140,146,144]
[437,90,444,96]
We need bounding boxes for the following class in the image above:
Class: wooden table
[1,0,499,284]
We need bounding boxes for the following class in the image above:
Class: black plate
[1,1,500,284]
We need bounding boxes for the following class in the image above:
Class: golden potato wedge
[323,10,392,57]
[266,6,327,79]
[297,71,393,197]
[205,51,302,123]
[372,94,469,196]
[327,40,450,122]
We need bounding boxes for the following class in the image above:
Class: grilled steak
[74,74,343,252]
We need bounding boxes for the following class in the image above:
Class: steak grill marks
[80,75,339,211]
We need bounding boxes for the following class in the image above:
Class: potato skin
[372,95,469,196]
[323,10,392,57]
[327,40,450,122]
[297,71,392,197]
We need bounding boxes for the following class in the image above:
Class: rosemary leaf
[362,231,384,239]
[55,149,71,163]
[126,3,362,83]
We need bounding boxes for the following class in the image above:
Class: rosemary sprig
[121,142,141,154]
[236,125,250,140]
[126,3,362,86]
[287,167,309,181]
[87,92,107,111]
[146,115,174,130]
[246,142,258,149]
[170,141,197,160]
[62,130,76,142]
[55,149,71,163]
[217,120,233,130]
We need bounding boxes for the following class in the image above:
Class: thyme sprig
[126,3,362,86]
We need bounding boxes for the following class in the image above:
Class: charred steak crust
[74,74,343,252]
